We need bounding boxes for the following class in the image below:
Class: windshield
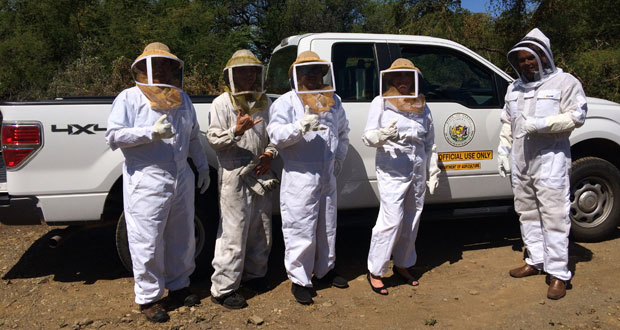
[265,46,298,95]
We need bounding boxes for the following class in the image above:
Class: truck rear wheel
[115,211,209,275]
[570,157,620,241]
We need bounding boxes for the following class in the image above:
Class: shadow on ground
[2,224,128,284]
[3,209,604,299]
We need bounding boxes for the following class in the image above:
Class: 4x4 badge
[51,124,107,135]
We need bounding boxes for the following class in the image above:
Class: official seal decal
[444,113,475,147]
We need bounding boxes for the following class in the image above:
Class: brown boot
[547,277,567,300]
[509,264,542,278]
[140,301,169,323]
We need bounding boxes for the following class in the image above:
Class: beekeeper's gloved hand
[426,145,440,194]
[197,170,210,194]
[152,114,175,139]
[498,153,511,178]
[379,119,399,142]
[515,113,543,139]
[362,119,400,146]
[299,105,327,134]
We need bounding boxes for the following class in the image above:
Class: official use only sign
[438,150,493,162]
[438,150,493,171]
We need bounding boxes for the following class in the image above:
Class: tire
[570,157,620,242]
[115,168,220,277]
[115,210,212,275]
[115,214,132,273]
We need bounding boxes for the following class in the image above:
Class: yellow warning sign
[439,162,481,171]
[438,150,493,162]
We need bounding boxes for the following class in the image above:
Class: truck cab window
[399,45,499,108]
[266,46,298,95]
[331,43,378,102]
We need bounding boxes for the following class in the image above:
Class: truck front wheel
[570,157,620,241]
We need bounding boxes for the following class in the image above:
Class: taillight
[2,123,43,170]
[2,125,41,145]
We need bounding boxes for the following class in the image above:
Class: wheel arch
[571,138,620,170]
[101,162,220,225]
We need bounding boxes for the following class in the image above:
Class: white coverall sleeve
[188,102,209,172]
[264,142,278,158]
[334,96,350,164]
[105,91,155,151]
[536,78,588,134]
[362,97,387,147]
[497,91,513,156]
[424,106,435,157]
[267,96,305,150]
[262,100,279,158]
[206,96,241,151]
[424,107,440,181]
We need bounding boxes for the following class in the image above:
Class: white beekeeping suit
[498,28,587,300]
[267,51,350,305]
[363,58,438,295]
[105,42,210,322]
[206,49,278,309]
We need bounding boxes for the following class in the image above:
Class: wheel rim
[570,175,613,228]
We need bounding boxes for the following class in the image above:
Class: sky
[461,0,490,13]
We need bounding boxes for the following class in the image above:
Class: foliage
[0,0,618,103]
[568,48,620,103]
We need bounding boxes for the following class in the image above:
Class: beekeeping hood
[223,49,268,115]
[381,58,425,113]
[289,51,336,113]
[507,28,557,85]
[132,42,184,110]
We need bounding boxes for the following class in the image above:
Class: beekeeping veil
[289,51,336,113]
[507,28,557,85]
[132,42,184,110]
[223,49,268,115]
[380,58,425,113]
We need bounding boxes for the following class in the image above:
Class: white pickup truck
[2,33,620,271]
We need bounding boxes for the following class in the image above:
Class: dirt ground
[1,212,620,330]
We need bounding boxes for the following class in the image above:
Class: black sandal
[367,273,388,295]
[393,266,419,286]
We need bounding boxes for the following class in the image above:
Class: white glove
[379,119,399,142]
[152,114,175,139]
[197,170,210,194]
[498,153,510,178]
[515,113,542,139]
[426,145,439,195]
[334,159,343,176]
[427,175,439,195]
[361,119,399,146]
[299,105,327,134]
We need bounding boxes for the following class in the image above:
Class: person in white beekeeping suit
[267,50,350,305]
[498,28,587,300]
[105,42,211,323]
[363,58,439,296]
[206,49,279,309]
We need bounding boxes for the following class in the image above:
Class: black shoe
[320,269,349,288]
[367,273,388,296]
[168,287,200,307]
[140,301,170,323]
[211,292,247,309]
[242,277,271,293]
[291,283,313,305]
[393,265,419,286]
